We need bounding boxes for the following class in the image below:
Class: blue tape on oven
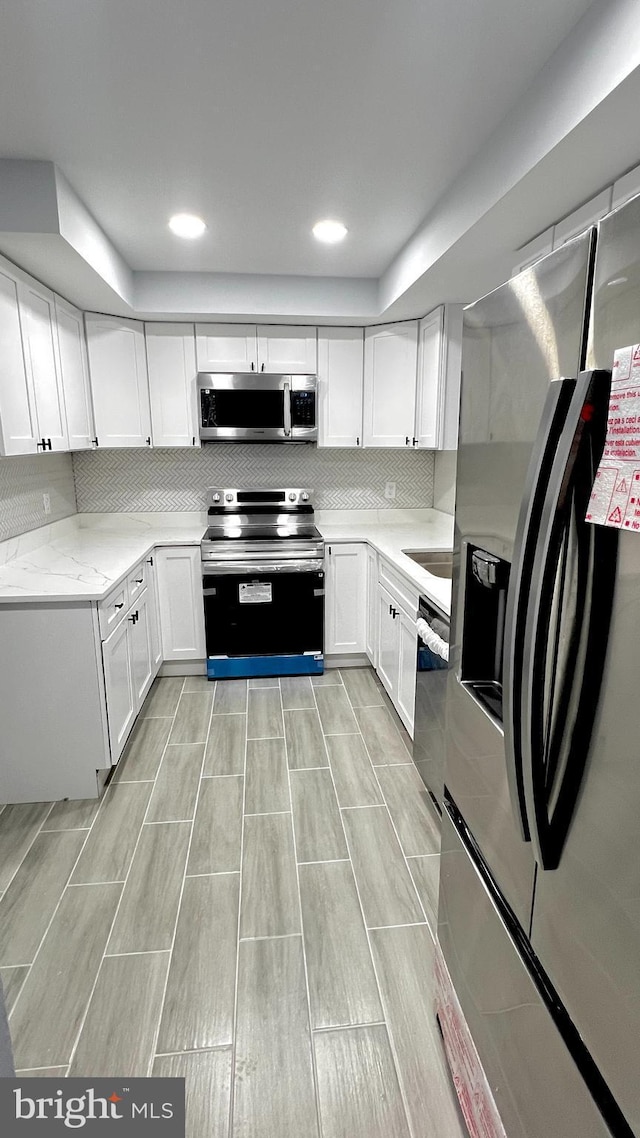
[207,653,324,679]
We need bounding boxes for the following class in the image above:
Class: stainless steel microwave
[197,373,317,443]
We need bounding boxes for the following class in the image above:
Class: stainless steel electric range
[201,487,325,679]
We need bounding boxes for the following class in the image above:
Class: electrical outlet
[384,481,396,500]
[42,493,51,515]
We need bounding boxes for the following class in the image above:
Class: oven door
[202,560,325,678]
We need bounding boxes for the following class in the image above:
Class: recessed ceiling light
[312,219,348,244]
[168,213,207,239]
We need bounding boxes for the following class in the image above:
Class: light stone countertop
[0,508,454,614]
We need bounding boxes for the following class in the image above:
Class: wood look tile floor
[0,667,466,1138]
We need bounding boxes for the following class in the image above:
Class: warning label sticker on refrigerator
[587,343,640,530]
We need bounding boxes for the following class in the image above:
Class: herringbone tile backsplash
[73,446,435,512]
[0,453,77,542]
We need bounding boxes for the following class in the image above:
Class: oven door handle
[202,559,324,575]
[283,380,292,437]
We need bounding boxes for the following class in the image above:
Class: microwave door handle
[283,381,292,437]
[521,369,618,869]
[503,376,576,843]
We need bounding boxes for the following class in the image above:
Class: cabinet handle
[146,436,152,446]
[91,437,99,447]
[147,556,154,566]
[128,614,136,623]
[192,436,196,446]
[412,437,418,447]
[261,362,265,372]
[389,603,393,615]
[135,578,143,585]
[405,436,411,446]
[356,436,360,446]
[250,362,255,371]
[114,603,124,610]
[328,546,332,556]
[46,438,52,450]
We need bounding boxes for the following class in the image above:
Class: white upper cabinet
[194,323,316,373]
[54,295,95,451]
[612,165,640,211]
[415,305,464,451]
[0,262,38,456]
[552,188,613,247]
[18,280,68,451]
[512,228,554,276]
[317,327,364,448]
[363,321,418,448]
[85,314,152,448]
[146,323,199,448]
[256,326,317,373]
[195,323,258,372]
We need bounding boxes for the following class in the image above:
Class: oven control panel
[206,487,313,509]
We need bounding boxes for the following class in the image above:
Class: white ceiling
[0,0,595,279]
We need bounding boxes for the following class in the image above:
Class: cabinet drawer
[127,559,147,604]
[98,581,129,638]
[379,559,419,618]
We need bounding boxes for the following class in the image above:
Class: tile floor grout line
[367,922,428,931]
[243,809,292,818]
[281,675,324,1138]
[227,683,249,1138]
[185,870,240,879]
[63,681,190,1075]
[339,803,387,811]
[154,1045,233,1059]
[238,932,303,943]
[144,679,215,1079]
[312,1021,388,1034]
[333,671,422,1138]
[104,949,172,958]
[297,858,351,866]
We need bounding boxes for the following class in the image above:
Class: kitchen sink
[402,550,453,578]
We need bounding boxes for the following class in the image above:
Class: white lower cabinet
[325,542,368,655]
[102,616,136,762]
[366,546,378,665]
[130,589,154,707]
[146,554,163,672]
[376,576,417,737]
[155,546,206,661]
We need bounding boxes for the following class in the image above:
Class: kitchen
[1,1,640,1136]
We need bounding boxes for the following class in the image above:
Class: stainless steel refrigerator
[438,194,640,1138]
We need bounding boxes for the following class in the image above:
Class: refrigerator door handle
[503,377,576,842]
[521,369,618,869]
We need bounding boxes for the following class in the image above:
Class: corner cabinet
[85,314,152,448]
[317,327,364,447]
[363,321,418,447]
[155,546,206,661]
[146,323,199,448]
[325,543,368,655]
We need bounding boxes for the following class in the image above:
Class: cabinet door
[325,543,367,654]
[377,583,399,695]
[396,608,417,738]
[129,590,154,708]
[0,264,38,455]
[366,547,378,665]
[146,554,163,674]
[363,322,418,447]
[195,324,257,372]
[317,328,363,447]
[85,315,152,448]
[415,308,444,450]
[257,326,317,373]
[54,295,95,451]
[102,618,135,762]
[18,281,68,451]
[146,323,199,447]
[155,546,206,661]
